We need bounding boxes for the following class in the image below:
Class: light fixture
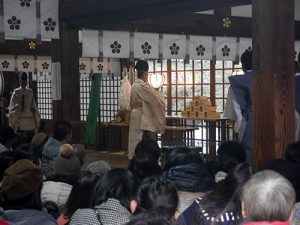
[148,73,164,89]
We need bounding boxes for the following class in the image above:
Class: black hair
[285,141,300,164]
[126,213,176,225]
[18,72,27,80]
[216,141,246,173]
[295,61,300,73]
[0,126,16,145]
[135,60,149,78]
[92,168,139,210]
[136,176,178,220]
[53,120,72,141]
[163,147,203,171]
[241,50,252,71]
[194,163,252,225]
[1,184,43,210]
[64,171,100,217]
[0,150,30,182]
[128,139,162,180]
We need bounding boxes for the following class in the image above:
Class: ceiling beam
[60,0,251,28]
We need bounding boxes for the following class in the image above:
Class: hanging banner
[4,0,36,39]
[82,29,99,58]
[189,35,213,60]
[162,34,186,59]
[134,32,159,59]
[92,58,108,74]
[0,55,15,71]
[17,55,34,72]
[103,30,130,58]
[40,0,59,39]
[216,37,237,61]
[36,56,51,73]
[79,57,91,74]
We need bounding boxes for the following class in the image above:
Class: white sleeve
[224,86,243,133]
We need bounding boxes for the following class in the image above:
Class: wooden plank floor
[83,150,130,169]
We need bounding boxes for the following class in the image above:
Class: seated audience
[128,139,162,180]
[135,176,179,220]
[179,162,252,225]
[72,144,86,167]
[263,141,300,202]
[69,168,139,225]
[57,171,101,225]
[42,120,72,177]
[41,144,81,212]
[241,170,295,225]
[0,159,56,225]
[163,147,215,212]
[86,160,111,176]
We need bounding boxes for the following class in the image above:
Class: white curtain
[0,55,15,71]
[162,34,186,59]
[134,32,159,59]
[40,0,59,39]
[216,37,237,61]
[82,29,99,58]
[103,31,130,58]
[189,35,213,60]
[17,55,34,72]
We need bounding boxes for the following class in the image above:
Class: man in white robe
[128,60,165,159]
[8,72,40,138]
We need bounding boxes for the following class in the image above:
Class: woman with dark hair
[69,168,139,225]
[134,176,179,220]
[163,147,215,213]
[0,159,56,225]
[178,162,252,225]
[128,139,162,180]
[57,171,101,225]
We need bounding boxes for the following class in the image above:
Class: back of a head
[163,147,203,171]
[217,141,246,173]
[126,213,176,225]
[0,126,16,145]
[72,144,86,166]
[241,50,252,71]
[136,176,178,220]
[93,168,139,209]
[135,60,149,78]
[207,163,252,210]
[135,139,161,162]
[241,170,295,222]
[285,141,300,164]
[87,160,111,176]
[53,120,71,142]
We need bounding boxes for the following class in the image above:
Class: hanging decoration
[162,34,186,59]
[134,32,159,59]
[222,17,232,28]
[189,35,213,60]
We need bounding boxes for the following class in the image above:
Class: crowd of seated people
[1,121,300,225]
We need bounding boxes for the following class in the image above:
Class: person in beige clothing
[128,60,165,159]
[8,72,40,140]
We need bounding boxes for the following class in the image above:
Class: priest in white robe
[128,60,165,159]
[8,72,40,137]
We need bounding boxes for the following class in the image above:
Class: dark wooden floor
[83,150,130,169]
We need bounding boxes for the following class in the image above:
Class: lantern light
[148,73,164,89]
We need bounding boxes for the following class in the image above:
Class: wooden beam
[83,13,300,39]
[0,40,51,55]
[60,0,251,28]
[252,0,295,166]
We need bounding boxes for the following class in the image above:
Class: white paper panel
[79,58,91,74]
[40,0,59,39]
[103,31,130,58]
[36,56,51,72]
[216,37,237,61]
[162,34,186,59]
[4,0,36,39]
[0,55,15,71]
[17,55,34,72]
[52,62,61,100]
[82,30,99,57]
[189,36,212,60]
[108,58,121,76]
[134,32,159,59]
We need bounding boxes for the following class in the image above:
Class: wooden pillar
[252,0,295,167]
[51,28,80,122]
